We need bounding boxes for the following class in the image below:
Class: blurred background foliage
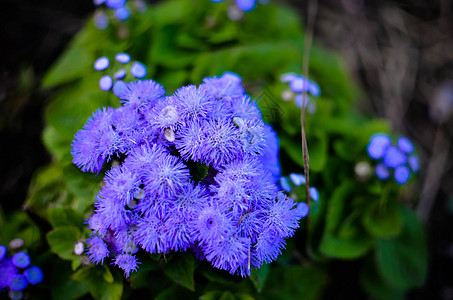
[1,0,453,299]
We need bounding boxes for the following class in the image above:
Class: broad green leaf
[362,200,402,238]
[360,257,405,300]
[25,163,72,220]
[319,181,373,259]
[42,125,73,161]
[48,206,85,228]
[46,226,81,260]
[163,253,195,291]
[155,284,198,300]
[72,266,123,300]
[41,29,94,88]
[62,163,101,213]
[374,205,427,290]
[261,265,327,300]
[250,264,269,292]
[51,261,89,300]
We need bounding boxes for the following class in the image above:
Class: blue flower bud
[12,252,30,269]
[114,69,126,79]
[115,53,131,64]
[394,165,411,185]
[106,0,126,9]
[9,275,28,291]
[309,187,319,202]
[235,0,257,12]
[397,136,414,154]
[24,266,43,285]
[99,75,113,91]
[115,7,131,21]
[94,12,109,30]
[0,245,6,261]
[375,163,390,180]
[113,80,127,98]
[94,57,110,71]
[130,62,147,78]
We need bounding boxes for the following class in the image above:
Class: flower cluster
[94,54,147,97]
[280,73,320,114]
[367,133,420,185]
[93,0,146,30]
[210,0,268,13]
[72,71,308,277]
[0,245,43,300]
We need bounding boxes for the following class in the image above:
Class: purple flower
[12,252,30,269]
[394,165,411,185]
[367,133,391,160]
[375,163,390,180]
[383,146,407,168]
[121,80,165,110]
[113,254,139,278]
[24,266,43,285]
[86,236,109,264]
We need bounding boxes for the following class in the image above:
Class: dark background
[1,0,452,298]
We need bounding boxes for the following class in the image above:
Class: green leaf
[362,200,402,238]
[219,291,235,300]
[46,226,81,260]
[41,28,94,88]
[319,181,373,259]
[25,163,72,220]
[155,284,198,300]
[51,261,89,300]
[62,162,101,213]
[374,205,427,290]
[42,125,72,161]
[250,263,269,292]
[163,253,195,291]
[48,206,85,228]
[72,266,123,300]
[360,257,405,300]
[261,265,327,300]
[201,291,224,300]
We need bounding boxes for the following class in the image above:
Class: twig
[301,0,318,203]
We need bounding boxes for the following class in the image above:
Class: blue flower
[235,0,257,12]
[86,236,109,264]
[113,80,128,98]
[383,146,407,168]
[134,215,168,253]
[115,6,131,21]
[263,193,301,238]
[367,133,391,160]
[12,252,30,269]
[115,53,131,64]
[0,245,6,261]
[113,254,139,278]
[24,266,43,285]
[0,259,18,290]
[394,165,411,185]
[105,0,126,9]
[130,62,147,78]
[375,163,390,180]
[397,136,415,154]
[94,57,110,71]
[8,275,27,292]
[192,202,233,243]
[71,107,116,173]
[204,235,251,276]
[99,75,113,91]
[120,80,165,108]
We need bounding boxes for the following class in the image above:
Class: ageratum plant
[71,72,309,277]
